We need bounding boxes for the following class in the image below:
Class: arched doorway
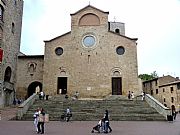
[27,81,42,98]
[4,66,12,82]
[111,70,122,95]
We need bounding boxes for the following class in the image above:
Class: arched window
[4,66,12,82]
[28,62,37,73]
[0,5,4,21]
[79,13,100,26]
[12,22,15,34]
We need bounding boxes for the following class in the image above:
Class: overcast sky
[21,0,180,77]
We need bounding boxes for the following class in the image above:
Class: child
[91,118,104,133]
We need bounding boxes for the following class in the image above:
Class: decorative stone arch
[111,67,122,95]
[4,66,12,82]
[59,66,69,77]
[27,81,42,98]
[79,13,100,26]
[110,67,122,77]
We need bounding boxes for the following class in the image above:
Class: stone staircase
[20,95,166,121]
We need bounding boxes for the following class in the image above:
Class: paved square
[0,117,180,135]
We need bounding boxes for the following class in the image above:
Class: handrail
[145,94,171,118]
[17,93,38,120]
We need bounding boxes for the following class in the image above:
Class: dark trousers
[37,122,44,133]
[104,121,112,133]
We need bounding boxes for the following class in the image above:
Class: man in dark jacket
[104,110,112,133]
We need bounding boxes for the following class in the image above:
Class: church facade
[16,5,139,99]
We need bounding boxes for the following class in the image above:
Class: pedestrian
[172,109,177,120]
[131,91,134,100]
[103,110,112,133]
[74,91,79,99]
[33,108,39,133]
[37,108,45,134]
[141,91,145,101]
[39,91,45,100]
[65,107,72,122]
[128,91,131,100]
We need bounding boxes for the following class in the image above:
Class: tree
[138,71,158,81]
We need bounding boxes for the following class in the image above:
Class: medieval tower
[0,0,23,107]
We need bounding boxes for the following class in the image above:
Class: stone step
[20,96,166,121]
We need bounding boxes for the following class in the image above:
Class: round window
[116,46,125,55]
[83,35,96,47]
[55,47,63,55]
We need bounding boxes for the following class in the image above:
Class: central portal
[112,77,122,95]
[57,77,67,94]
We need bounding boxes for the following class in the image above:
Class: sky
[21,0,180,77]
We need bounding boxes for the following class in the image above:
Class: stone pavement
[0,107,180,135]
[0,119,180,135]
[0,106,18,121]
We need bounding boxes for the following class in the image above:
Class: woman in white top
[33,109,39,132]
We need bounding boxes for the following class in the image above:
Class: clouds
[20,0,180,77]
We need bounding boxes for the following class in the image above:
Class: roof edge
[70,5,109,16]
[108,31,138,41]
[44,31,71,43]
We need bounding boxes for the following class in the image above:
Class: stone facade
[0,0,23,107]
[143,75,180,111]
[16,55,44,99]
[43,5,139,98]
[16,5,139,99]
[159,80,180,112]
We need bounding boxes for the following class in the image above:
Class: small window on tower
[171,97,174,103]
[12,22,15,34]
[156,89,158,94]
[170,87,174,93]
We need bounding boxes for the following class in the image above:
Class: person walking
[37,108,45,134]
[33,108,39,133]
[103,110,112,133]
[128,91,131,100]
[141,91,145,101]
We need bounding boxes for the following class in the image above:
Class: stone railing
[17,93,38,120]
[4,81,14,91]
[145,94,171,119]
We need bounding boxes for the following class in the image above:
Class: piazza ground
[0,107,180,135]
[0,118,180,135]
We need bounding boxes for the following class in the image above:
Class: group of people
[13,98,22,105]
[39,91,45,100]
[128,91,145,101]
[91,110,112,133]
[128,91,135,100]
[33,107,46,134]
